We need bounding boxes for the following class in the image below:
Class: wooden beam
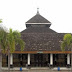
[14,51,37,54]
[43,51,72,54]
[13,51,72,54]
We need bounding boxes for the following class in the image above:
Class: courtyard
[2,67,71,72]
[2,69,71,72]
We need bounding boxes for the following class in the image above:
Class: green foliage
[18,39,25,51]
[61,41,66,51]
[0,19,2,23]
[63,34,72,46]
[0,27,25,53]
[0,27,8,53]
[61,34,72,51]
[7,28,25,53]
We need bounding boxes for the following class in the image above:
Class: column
[67,54,70,67]
[28,53,30,65]
[50,53,53,66]
[10,54,13,68]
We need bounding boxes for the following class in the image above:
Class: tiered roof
[21,27,56,33]
[16,33,71,51]
[16,9,70,52]
[26,13,51,24]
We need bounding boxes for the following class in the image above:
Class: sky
[0,0,72,33]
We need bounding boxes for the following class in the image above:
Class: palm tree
[61,34,72,71]
[0,19,25,72]
[7,29,25,72]
[0,20,8,72]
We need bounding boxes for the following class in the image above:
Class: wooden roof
[15,11,71,53]
[15,33,71,52]
[26,13,51,24]
[21,27,57,33]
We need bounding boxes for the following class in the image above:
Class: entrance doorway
[31,54,50,67]
[13,54,27,67]
[35,54,43,67]
[53,54,67,67]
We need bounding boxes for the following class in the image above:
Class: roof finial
[37,8,39,14]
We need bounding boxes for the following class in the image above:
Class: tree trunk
[0,49,2,72]
[0,53,2,72]
[8,51,10,72]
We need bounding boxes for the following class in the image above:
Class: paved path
[2,69,71,72]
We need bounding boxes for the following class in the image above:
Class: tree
[0,19,8,72]
[7,29,25,72]
[0,23,25,72]
[61,34,72,71]
[0,19,25,72]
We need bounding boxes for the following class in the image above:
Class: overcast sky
[0,0,72,33]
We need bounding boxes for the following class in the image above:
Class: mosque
[2,9,71,68]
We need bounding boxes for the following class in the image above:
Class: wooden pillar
[10,54,13,68]
[67,54,70,67]
[28,53,30,65]
[50,53,53,66]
